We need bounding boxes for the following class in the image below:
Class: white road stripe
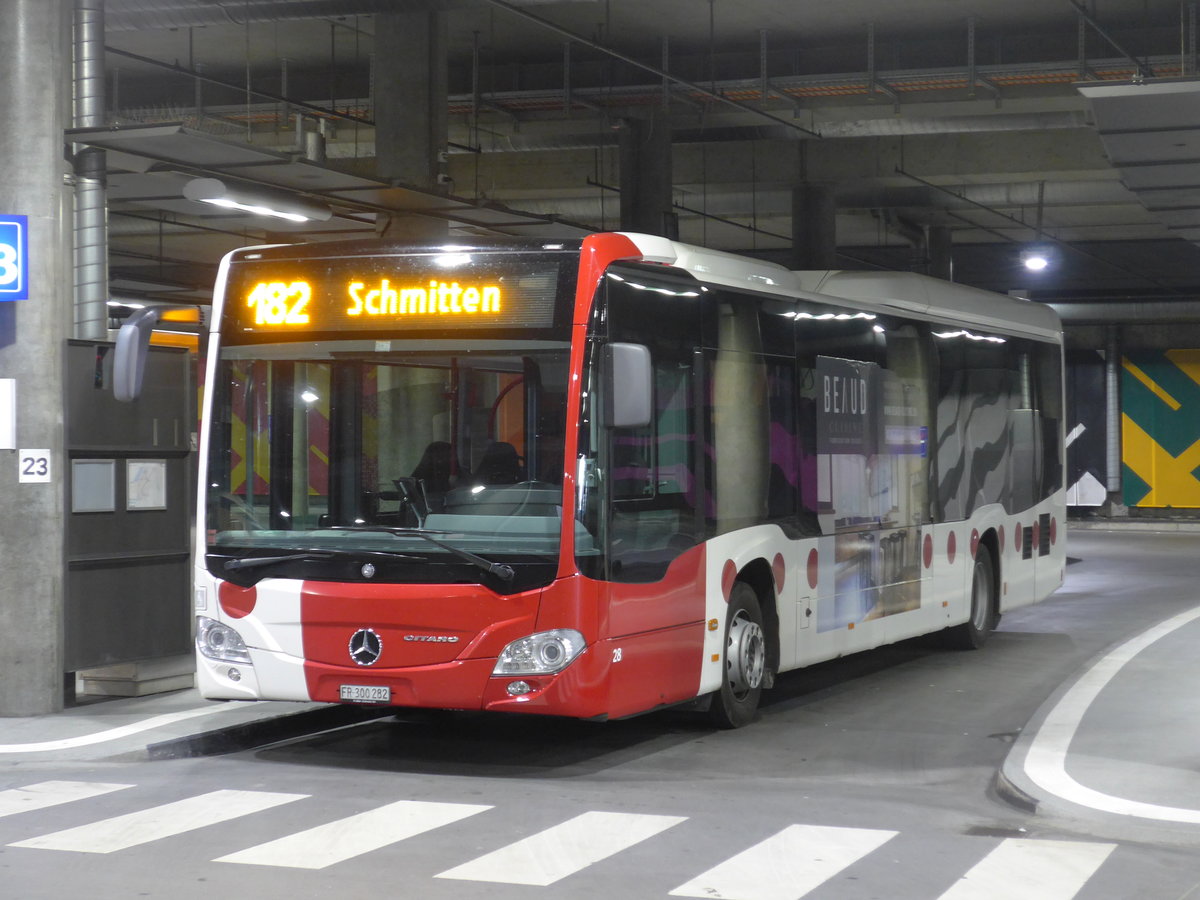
[436,811,686,886]
[937,838,1116,900]
[0,705,236,753]
[215,800,493,869]
[8,789,307,854]
[1022,604,1200,822]
[0,782,133,820]
[669,823,897,900]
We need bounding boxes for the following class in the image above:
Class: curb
[991,768,1039,815]
[147,703,394,759]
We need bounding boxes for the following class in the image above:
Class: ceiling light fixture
[1021,246,1053,272]
[183,177,333,223]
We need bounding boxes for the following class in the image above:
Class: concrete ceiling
[86,0,1200,311]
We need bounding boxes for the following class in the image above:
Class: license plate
[339,684,391,703]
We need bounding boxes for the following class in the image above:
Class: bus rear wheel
[709,582,766,729]
[945,543,995,650]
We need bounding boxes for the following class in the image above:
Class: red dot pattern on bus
[970,528,980,559]
[772,553,786,594]
[1014,523,1022,553]
[999,525,1006,555]
[219,582,257,619]
[947,531,957,565]
[1050,517,1057,545]
[721,559,737,602]
[922,533,933,569]
[807,548,819,588]
[1032,521,1041,550]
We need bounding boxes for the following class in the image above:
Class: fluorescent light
[183,177,332,223]
[202,197,308,222]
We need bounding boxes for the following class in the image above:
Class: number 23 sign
[18,450,50,483]
[0,215,28,301]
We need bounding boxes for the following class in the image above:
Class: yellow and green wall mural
[1122,349,1200,508]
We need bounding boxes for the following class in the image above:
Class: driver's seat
[476,441,524,484]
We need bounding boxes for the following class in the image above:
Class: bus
[170,231,1063,728]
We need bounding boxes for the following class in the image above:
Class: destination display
[223,255,563,337]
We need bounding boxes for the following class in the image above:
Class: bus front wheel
[710,582,766,729]
[945,543,996,650]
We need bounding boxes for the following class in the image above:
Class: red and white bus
[186,232,1064,728]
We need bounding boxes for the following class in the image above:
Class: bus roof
[795,270,1062,342]
[618,232,1061,343]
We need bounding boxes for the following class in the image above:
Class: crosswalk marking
[0,781,132,820]
[214,799,493,869]
[0,781,1125,899]
[936,837,1116,900]
[669,823,898,900]
[436,810,687,886]
[8,789,307,854]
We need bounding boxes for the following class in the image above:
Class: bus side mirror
[603,342,652,428]
[112,307,162,402]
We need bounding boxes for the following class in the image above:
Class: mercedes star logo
[348,628,383,666]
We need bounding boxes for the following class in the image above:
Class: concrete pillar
[928,225,953,281]
[618,112,676,238]
[790,184,837,269]
[0,0,73,715]
[373,11,449,240]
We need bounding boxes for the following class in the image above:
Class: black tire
[945,543,996,650]
[709,582,767,729]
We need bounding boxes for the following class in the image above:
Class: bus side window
[883,325,932,528]
[1035,341,1064,499]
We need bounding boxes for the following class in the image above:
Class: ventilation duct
[104,0,582,31]
[106,1,450,30]
[457,111,1088,154]
[75,0,109,341]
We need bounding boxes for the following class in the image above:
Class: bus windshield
[205,338,572,579]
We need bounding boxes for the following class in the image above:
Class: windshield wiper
[329,525,516,583]
[223,548,422,572]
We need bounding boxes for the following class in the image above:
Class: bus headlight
[196,616,252,664]
[493,629,585,675]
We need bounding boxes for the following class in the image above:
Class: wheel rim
[971,558,991,631]
[726,608,765,699]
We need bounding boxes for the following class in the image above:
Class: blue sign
[0,215,28,301]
